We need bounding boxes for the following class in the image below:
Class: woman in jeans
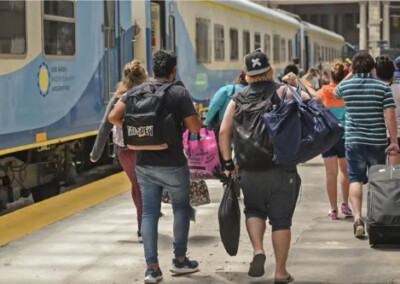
[317,62,352,220]
[90,60,148,242]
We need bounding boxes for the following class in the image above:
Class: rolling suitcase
[367,164,400,246]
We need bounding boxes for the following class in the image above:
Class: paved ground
[0,158,399,284]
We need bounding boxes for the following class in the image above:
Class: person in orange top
[317,62,352,220]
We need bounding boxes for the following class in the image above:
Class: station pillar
[359,2,368,51]
[368,1,382,57]
[383,1,391,46]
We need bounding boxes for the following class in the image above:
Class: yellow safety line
[0,130,99,156]
[0,172,130,247]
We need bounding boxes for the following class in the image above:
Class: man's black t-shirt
[121,80,197,167]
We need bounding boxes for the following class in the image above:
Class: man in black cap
[219,49,300,283]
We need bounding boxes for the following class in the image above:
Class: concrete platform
[0,158,400,284]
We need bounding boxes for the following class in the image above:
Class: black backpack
[232,84,277,171]
[122,82,176,150]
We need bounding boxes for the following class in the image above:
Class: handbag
[183,127,221,178]
[161,179,211,206]
[263,83,344,165]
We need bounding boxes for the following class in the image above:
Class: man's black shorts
[240,166,301,231]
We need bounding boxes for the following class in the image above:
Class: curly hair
[375,55,395,81]
[153,50,177,78]
[115,60,148,97]
[352,52,375,74]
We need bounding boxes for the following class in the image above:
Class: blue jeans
[136,164,192,266]
[345,144,386,183]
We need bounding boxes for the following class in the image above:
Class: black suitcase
[367,164,400,246]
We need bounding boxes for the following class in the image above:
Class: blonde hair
[245,67,274,83]
[115,60,148,98]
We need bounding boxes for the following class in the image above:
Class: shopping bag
[263,83,344,165]
[183,128,221,178]
[218,175,241,256]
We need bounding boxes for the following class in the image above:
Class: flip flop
[248,254,266,277]
[274,274,294,284]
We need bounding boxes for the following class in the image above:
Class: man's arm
[385,107,399,153]
[108,101,126,127]
[184,115,202,134]
[219,101,235,165]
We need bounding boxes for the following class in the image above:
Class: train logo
[37,63,50,97]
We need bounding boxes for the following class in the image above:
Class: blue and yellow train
[0,0,344,209]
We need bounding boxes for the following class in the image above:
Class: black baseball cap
[245,49,271,76]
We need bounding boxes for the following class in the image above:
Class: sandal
[274,273,294,284]
[248,254,266,277]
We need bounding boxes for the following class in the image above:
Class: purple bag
[183,128,221,178]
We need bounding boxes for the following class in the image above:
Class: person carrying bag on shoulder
[219,49,300,284]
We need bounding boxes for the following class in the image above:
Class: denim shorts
[322,139,345,159]
[345,144,386,183]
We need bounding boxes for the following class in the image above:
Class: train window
[280,38,286,63]
[243,30,250,57]
[321,46,324,62]
[0,0,26,56]
[273,34,280,63]
[230,28,238,60]
[288,40,293,61]
[214,24,224,61]
[169,16,176,52]
[196,18,211,63]
[44,1,74,18]
[254,33,261,50]
[43,0,76,57]
[313,43,320,63]
[264,34,271,59]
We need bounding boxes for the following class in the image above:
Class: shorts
[240,166,301,231]
[345,144,386,183]
[322,139,345,159]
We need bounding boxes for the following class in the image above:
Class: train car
[0,0,133,209]
[133,0,344,103]
[303,21,344,70]
[133,0,301,102]
[0,0,345,211]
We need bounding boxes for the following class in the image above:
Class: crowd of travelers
[90,48,400,284]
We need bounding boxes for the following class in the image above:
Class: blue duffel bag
[263,83,344,165]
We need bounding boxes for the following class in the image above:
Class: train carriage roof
[210,0,301,29]
[301,21,345,43]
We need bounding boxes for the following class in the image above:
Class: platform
[0,158,400,284]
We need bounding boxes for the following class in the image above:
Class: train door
[103,0,122,103]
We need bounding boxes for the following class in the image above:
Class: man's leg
[159,165,199,274]
[345,144,368,237]
[349,182,363,220]
[246,217,266,255]
[272,229,291,280]
[136,166,162,270]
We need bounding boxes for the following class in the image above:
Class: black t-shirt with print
[121,80,197,167]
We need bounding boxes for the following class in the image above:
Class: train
[0,0,344,211]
